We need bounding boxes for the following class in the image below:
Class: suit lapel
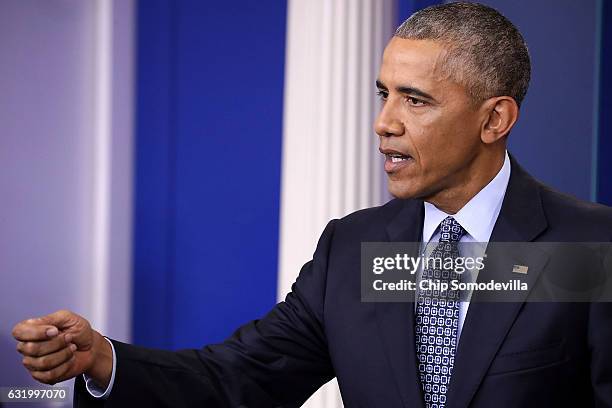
[445,156,549,408]
[375,199,425,408]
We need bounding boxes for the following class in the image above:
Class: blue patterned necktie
[415,216,466,408]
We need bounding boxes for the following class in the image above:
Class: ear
[480,96,519,144]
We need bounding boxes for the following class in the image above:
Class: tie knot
[439,216,466,243]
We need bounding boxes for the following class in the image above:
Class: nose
[374,101,404,137]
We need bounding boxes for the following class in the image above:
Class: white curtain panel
[279,0,396,406]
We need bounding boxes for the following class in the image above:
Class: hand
[12,310,113,387]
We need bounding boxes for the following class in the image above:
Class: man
[12,3,612,407]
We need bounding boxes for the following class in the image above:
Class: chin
[387,179,422,200]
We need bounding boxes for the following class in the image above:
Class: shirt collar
[422,151,511,243]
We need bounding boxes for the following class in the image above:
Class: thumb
[13,310,85,343]
[41,311,94,350]
[38,310,80,331]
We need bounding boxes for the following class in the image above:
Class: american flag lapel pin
[512,264,529,274]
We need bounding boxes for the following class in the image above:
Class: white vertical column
[91,0,113,336]
[106,0,135,342]
[279,0,396,406]
[91,0,135,340]
[0,0,134,398]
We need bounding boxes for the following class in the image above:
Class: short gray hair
[395,2,531,107]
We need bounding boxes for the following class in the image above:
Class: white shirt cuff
[83,337,116,399]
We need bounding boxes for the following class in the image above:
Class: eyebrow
[375,79,438,103]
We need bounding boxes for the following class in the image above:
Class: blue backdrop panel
[134,0,286,349]
[133,0,176,349]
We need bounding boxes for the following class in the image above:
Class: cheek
[408,114,478,177]
[406,117,452,168]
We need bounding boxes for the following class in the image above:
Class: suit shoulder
[337,198,405,223]
[325,198,421,241]
[537,182,612,235]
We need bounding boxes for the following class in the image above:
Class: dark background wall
[401,0,607,203]
[598,0,612,205]
[484,0,600,202]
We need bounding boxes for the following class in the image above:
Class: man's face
[375,37,485,200]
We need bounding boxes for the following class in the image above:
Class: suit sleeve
[74,220,338,408]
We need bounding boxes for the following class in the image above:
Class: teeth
[387,154,409,163]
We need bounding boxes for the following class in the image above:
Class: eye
[406,96,426,107]
[376,90,388,101]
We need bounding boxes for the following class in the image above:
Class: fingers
[12,320,59,342]
[13,310,93,385]
[16,333,70,357]
[29,354,76,385]
[22,344,77,373]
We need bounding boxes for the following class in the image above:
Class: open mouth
[387,153,411,163]
[380,148,414,173]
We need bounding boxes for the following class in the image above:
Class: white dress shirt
[83,337,116,398]
[420,151,511,341]
[86,151,511,399]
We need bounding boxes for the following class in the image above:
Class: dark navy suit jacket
[75,157,612,407]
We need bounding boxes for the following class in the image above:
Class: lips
[380,148,414,173]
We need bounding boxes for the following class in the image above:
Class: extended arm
[16,220,338,408]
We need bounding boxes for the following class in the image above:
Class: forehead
[379,37,452,89]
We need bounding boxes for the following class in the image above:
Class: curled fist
[12,310,112,387]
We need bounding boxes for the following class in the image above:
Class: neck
[424,150,505,214]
